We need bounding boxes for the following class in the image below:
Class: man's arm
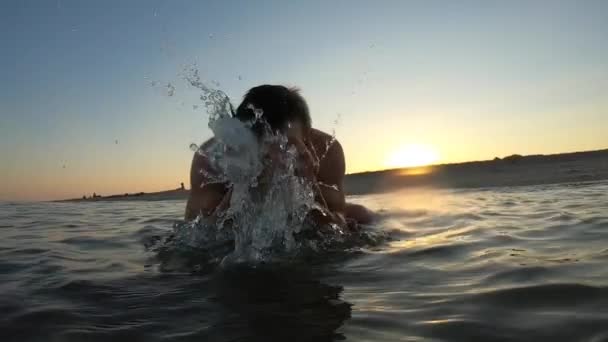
[298,138,347,227]
[285,134,346,225]
[316,140,346,214]
[290,134,346,213]
[184,140,229,221]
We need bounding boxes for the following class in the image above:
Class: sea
[1,180,608,342]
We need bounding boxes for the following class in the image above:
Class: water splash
[169,66,322,264]
[151,66,386,267]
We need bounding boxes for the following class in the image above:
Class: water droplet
[189,143,199,151]
[166,83,175,96]
[333,113,341,125]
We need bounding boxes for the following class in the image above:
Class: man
[185,85,372,227]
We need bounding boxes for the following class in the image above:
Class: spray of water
[148,66,386,267]
[169,66,325,264]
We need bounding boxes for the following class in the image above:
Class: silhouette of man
[185,85,372,227]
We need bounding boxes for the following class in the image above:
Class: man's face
[257,120,305,167]
[253,118,306,141]
[285,120,306,141]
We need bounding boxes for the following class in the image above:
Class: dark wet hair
[234,85,311,134]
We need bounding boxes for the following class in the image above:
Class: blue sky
[1,0,607,200]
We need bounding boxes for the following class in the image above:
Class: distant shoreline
[56,148,608,202]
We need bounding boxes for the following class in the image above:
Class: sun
[385,144,440,169]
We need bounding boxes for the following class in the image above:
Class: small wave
[404,243,474,259]
[3,307,84,337]
[376,208,430,219]
[58,236,128,249]
[472,283,607,308]
[140,217,179,225]
[481,266,552,285]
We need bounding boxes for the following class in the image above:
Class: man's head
[235,85,311,137]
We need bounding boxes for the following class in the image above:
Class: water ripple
[1,181,608,341]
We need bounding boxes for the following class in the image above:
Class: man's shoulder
[310,128,332,140]
[195,138,223,156]
[310,128,341,147]
[192,138,219,166]
[311,128,345,185]
[310,128,344,161]
[200,138,217,149]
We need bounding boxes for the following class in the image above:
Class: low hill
[58,148,608,202]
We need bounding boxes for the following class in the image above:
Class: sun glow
[385,144,440,169]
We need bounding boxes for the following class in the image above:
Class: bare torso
[185,128,372,225]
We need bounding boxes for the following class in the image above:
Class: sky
[1,0,607,201]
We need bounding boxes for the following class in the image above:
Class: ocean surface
[2,180,608,342]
